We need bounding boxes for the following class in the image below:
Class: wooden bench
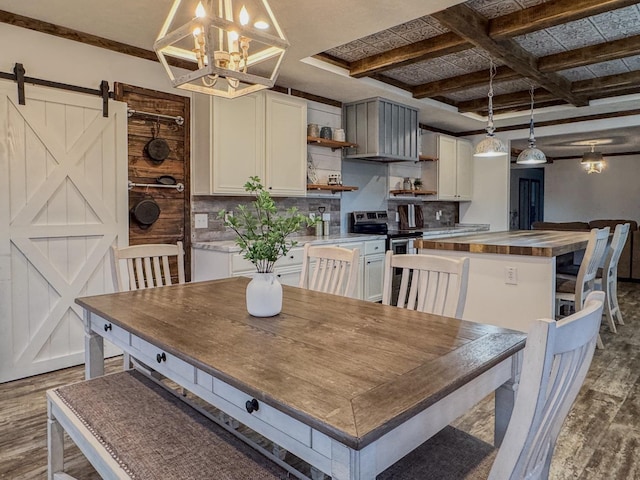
[47,370,291,480]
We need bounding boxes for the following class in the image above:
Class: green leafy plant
[219,177,315,273]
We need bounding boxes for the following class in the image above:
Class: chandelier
[154,0,289,99]
[581,143,605,174]
[516,85,546,165]
[474,60,508,158]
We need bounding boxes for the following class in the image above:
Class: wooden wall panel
[114,83,191,282]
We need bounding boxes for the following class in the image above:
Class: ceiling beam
[431,4,588,107]
[457,88,558,113]
[413,34,640,99]
[489,0,640,39]
[0,10,194,71]
[349,32,468,78]
[539,34,640,72]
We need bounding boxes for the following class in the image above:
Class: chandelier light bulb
[239,6,249,25]
[254,20,269,29]
[195,2,206,18]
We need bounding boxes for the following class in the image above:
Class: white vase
[246,273,283,317]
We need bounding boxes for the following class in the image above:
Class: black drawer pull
[156,352,167,363]
[245,398,260,414]
[104,323,112,332]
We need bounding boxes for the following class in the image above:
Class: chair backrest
[298,243,359,297]
[575,227,610,308]
[603,223,630,284]
[381,251,470,318]
[111,242,185,292]
[489,291,604,480]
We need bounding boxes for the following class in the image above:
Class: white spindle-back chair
[381,251,470,319]
[111,242,185,292]
[377,291,605,480]
[598,223,630,332]
[298,243,359,298]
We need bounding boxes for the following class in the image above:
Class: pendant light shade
[474,60,507,158]
[517,86,546,165]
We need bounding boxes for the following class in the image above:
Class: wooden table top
[415,229,592,257]
[76,277,525,449]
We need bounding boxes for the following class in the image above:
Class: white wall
[0,23,186,96]
[543,154,640,222]
[459,134,510,231]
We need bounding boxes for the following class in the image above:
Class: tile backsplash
[192,196,341,242]
[387,199,458,228]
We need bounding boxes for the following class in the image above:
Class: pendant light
[581,143,605,174]
[517,86,546,165]
[474,60,508,157]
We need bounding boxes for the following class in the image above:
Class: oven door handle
[390,238,409,247]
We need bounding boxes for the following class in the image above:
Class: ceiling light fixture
[517,85,546,165]
[154,0,289,99]
[581,143,605,174]
[474,60,508,158]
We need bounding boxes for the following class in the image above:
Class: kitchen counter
[417,230,592,332]
[415,229,591,257]
[192,233,383,253]
[420,223,489,237]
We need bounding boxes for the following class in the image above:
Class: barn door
[0,82,128,383]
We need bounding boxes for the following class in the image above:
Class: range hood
[343,97,419,162]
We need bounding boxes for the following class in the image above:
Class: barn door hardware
[0,63,111,116]
[128,180,185,193]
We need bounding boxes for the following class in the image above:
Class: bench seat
[47,370,290,480]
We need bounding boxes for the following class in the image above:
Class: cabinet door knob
[156,352,167,363]
[104,323,112,332]
[245,398,260,413]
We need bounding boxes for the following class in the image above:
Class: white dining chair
[111,242,186,373]
[377,291,605,480]
[298,243,360,297]
[596,223,630,332]
[381,251,469,318]
[555,227,609,348]
[111,242,185,291]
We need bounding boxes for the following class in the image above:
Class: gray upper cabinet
[343,98,419,162]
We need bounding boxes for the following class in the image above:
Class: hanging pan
[145,118,171,163]
[131,196,161,229]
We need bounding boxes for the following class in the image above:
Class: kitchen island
[415,230,592,332]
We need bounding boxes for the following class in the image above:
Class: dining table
[76,276,526,480]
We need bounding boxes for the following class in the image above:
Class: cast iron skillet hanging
[131,195,161,229]
[145,118,171,163]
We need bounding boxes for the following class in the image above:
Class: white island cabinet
[192,90,307,196]
[192,236,386,301]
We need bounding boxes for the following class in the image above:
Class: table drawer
[364,240,386,255]
[130,335,196,384]
[91,317,130,347]
[214,379,311,447]
[231,247,304,273]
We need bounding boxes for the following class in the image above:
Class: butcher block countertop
[415,230,592,257]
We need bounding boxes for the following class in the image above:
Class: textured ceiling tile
[446,85,489,102]
[370,37,412,51]
[587,59,631,77]
[360,29,402,45]
[444,48,493,71]
[467,0,522,19]
[514,30,566,56]
[557,67,596,82]
[622,55,640,71]
[590,5,640,41]
[399,25,449,42]
[546,18,605,50]
[515,0,548,7]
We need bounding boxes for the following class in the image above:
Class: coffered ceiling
[0,0,639,157]
[319,0,640,116]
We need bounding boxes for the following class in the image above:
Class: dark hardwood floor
[1,282,639,479]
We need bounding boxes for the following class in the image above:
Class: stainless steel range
[349,210,423,304]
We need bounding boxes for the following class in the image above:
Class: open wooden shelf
[307,136,357,151]
[389,189,437,196]
[418,155,438,162]
[307,184,359,194]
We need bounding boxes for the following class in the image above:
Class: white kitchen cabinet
[192,238,386,301]
[192,91,307,196]
[364,253,385,302]
[421,132,473,201]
